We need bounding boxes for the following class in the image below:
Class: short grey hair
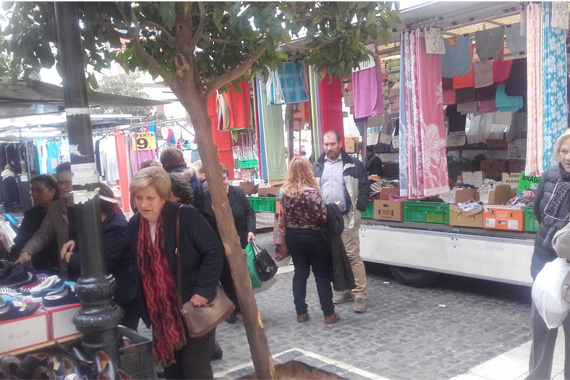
[130,167,171,201]
[554,130,570,162]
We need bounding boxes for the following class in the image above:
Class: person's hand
[190,294,209,307]
[15,252,31,264]
[247,232,256,242]
[60,240,76,263]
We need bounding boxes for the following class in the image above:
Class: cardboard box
[483,206,525,231]
[447,131,467,147]
[454,188,479,204]
[379,187,400,200]
[508,159,526,173]
[374,200,404,221]
[257,185,281,197]
[449,204,483,228]
[45,303,81,341]
[461,171,485,187]
[0,310,50,355]
[481,161,507,179]
[239,181,258,195]
[508,139,527,159]
[345,139,356,154]
[486,139,508,149]
[502,173,522,188]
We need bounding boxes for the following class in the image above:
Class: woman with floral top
[281,157,340,324]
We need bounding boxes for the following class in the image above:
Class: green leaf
[159,3,176,30]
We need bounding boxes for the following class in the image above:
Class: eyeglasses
[57,181,72,186]
[543,182,570,222]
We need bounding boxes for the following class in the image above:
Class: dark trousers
[119,300,140,331]
[286,228,334,317]
[220,256,239,311]
[163,329,215,380]
[527,302,570,379]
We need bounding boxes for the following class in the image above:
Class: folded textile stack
[495,84,523,112]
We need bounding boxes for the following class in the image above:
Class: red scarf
[137,215,186,366]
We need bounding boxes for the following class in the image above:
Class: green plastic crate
[247,196,275,213]
[361,201,374,219]
[404,201,449,224]
[525,207,539,232]
[238,159,259,169]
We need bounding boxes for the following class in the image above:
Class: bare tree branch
[284,39,314,52]
[142,21,176,42]
[189,2,209,48]
[205,43,267,97]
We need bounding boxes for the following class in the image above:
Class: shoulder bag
[175,206,235,338]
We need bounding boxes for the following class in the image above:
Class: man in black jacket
[366,146,384,177]
[313,130,370,313]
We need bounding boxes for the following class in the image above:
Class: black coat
[202,186,256,249]
[128,201,224,327]
[531,165,570,279]
[170,166,205,212]
[9,205,58,272]
[68,211,136,307]
[321,204,355,292]
[366,154,384,177]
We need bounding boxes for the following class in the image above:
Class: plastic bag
[245,243,262,289]
[532,258,570,329]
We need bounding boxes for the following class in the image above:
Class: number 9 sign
[134,133,156,151]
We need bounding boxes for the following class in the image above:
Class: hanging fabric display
[400,29,448,199]
[543,1,568,170]
[526,3,544,175]
[258,79,287,181]
[276,62,309,104]
[254,78,268,179]
[319,73,344,147]
[352,51,384,120]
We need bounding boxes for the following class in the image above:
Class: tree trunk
[180,90,275,380]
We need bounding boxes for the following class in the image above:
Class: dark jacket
[202,186,256,249]
[313,149,370,228]
[366,154,384,177]
[128,201,224,327]
[531,165,570,279]
[170,166,205,213]
[321,204,355,292]
[9,206,58,272]
[68,211,136,307]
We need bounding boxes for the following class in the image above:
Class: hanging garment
[114,132,130,212]
[442,89,456,106]
[526,3,543,175]
[276,62,309,104]
[352,58,384,119]
[475,27,505,62]
[36,139,48,174]
[446,105,467,132]
[46,140,59,174]
[442,77,454,90]
[475,83,498,101]
[457,102,478,115]
[453,66,474,89]
[543,2,568,170]
[473,61,494,88]
[255,78,268,180]
[267,70,285,106]
[455,87,476,104]
[441,36,473,78]
[224,81,251,129]
[399,31,409,197]
[495,84,523,112]
[492,49,513,83]
[130,140,157,174]
[506,23,527,57]
[319,73,344,142]
[492,112,513,126]
[259,82,287,181]
[478,99,498,114]
[505,58,527,97]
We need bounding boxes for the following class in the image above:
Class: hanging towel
[442,89,456,105]
[492,111,513,125]
[478,99,498,114]
[475,83,498,101]
[259,81,287,181]
[255,78,268,179]
[446,105,467,132]
[543,2,568,170]
[492,48,513,83]
[506,23,527,57]
[455,87,476,104]
[276,62,309,104]
[442,77,454,90]
[224,81,252,129]
[475,27,505,62]
[495,84,523,112]
[415,30,449,197]
[453,66,474,89]
[473,61,494,88]
[319,73,344,142]
[399,32,409,197]
[505,58,527,97]
[457,101,478,115]
[441,36,472,78]
[352,56,384,119]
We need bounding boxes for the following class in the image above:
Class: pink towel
[493,49,513,83]
[352,58,383,119]
[443,89,456,105]
[478,99,498,113]
[319,73,345,144]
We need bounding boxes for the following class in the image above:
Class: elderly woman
[129,167,223,379]
[6,175,60,271]
[281,157,339,324]
[527,130,570,379]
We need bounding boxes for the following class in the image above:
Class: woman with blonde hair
[281,157,339,324]
[128,166,224,379]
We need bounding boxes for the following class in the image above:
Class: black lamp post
[54,2,122,361]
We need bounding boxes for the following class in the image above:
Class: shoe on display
[0,299,40,321]
[42,284,79,307]
[0,354,20,378]
[15,353,53,380]
[33,366,56,380]
[353,298,367,313]
[56,357,80,380]
[296,313,310,323]
[95,351,117,379]
[324,312,341,324]
[332,292,354,304]
[30,275,59,297]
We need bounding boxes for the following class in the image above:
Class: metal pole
[54,2,122,361]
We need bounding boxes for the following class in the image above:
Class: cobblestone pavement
[141,231,533,380]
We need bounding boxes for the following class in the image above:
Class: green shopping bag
[245,242,262,289]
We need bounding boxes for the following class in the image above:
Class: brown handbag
[175,205,235,338]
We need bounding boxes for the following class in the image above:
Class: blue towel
[276,62,309,104]
[441,36,472,78]
[495,84,522,112]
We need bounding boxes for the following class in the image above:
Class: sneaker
[296,313,309,323]
[324,312,340,324]
[333,292,354,304]
[353,298,367,313]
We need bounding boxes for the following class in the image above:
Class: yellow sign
[134,133,156,151]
